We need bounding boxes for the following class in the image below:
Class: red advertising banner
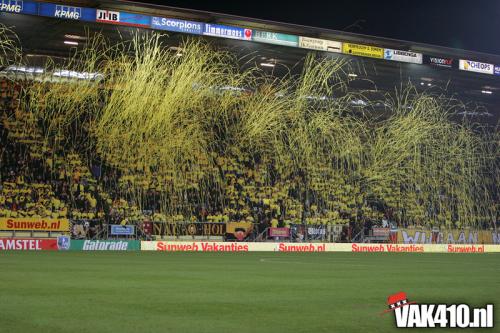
[269,227,290,237]
[372,227,390,237]
[0,238,58,251]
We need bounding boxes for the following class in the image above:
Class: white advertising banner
[299,36,342,53]
[459,60,494,74]
[384,49,423,64]
[141,241,500,253]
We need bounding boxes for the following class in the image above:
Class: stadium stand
[1,78,359,240]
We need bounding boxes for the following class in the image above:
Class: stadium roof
[1,0,499,125]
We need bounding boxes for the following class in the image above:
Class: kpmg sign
[38,3,95,21]
[110,225,135,236]
[151,17,203,35]
[0,0,36,14]
[203,23,252,40]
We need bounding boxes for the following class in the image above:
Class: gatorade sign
[459,60,494,75]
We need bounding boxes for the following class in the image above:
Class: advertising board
[110,225,135,236]
[141,241,330,252]
[268,227,290,237]
[68,239,140,251]
[0,218,70,232]
[372,227,390,238]
[459,60,494,74]
[0,0,37,15]
[203,23,252,40]
[38,3,95,21]
[342,42,384,58]
[398,228,500,244]
[141,241,500,253]
[0,238,58,250]
[151,17,203,35]
[152,222,225,237]
[384,49,422,64]
[253,30,299,47]
[307,225,327,240]
[299,36,342,53]
[424,55,455,68]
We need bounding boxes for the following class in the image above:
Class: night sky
[133,0,500,55]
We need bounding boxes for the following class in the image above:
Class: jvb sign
[96,9,119,23]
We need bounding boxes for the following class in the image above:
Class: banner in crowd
[289,224,328,240]
[268,227,290,238]
[0,238,59,250]
[156,219,276,240]
[152,222,225,237]
[372,227,390,238]
[141,241,500,253]
[110,225,135,236]
[397,228,500,244]
[307,225,327,240]
[0,218,70,231]
[71,220,101,239]
[225,222,253,241]
[59,238,140,251]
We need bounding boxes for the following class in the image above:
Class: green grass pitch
[0,252,498,333]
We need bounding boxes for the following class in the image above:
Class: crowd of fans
[0,79,400,230]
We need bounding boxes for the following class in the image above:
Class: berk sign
[459,60,494,74]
